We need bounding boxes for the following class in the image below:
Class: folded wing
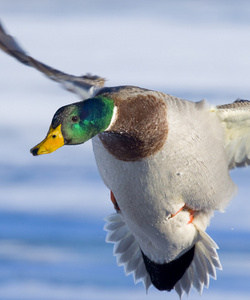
[216,99,250,169]
[0,22,105,100]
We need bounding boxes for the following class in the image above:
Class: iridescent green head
[30,96,114,156]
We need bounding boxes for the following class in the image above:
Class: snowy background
[0,0,250,299]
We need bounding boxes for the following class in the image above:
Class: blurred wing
[216,99,250,169]
[0,22,105,100]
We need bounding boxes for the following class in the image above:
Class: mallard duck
[1,22,250,298]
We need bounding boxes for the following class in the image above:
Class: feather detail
[215,99,250,169]
[104,213,152,291]
[104,213,222,298]
[0,22,105,100]
[174,227,222,298]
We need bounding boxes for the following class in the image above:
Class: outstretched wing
[0,22,105,100]
[216,99,250,169]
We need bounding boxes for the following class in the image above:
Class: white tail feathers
[104,213,151,291]
[174,228,222,298]
[104,212,222,298]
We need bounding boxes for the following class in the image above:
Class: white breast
[91,96,236,263]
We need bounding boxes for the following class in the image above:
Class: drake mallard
[1,22,250,298]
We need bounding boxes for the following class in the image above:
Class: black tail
[141,245,195,291]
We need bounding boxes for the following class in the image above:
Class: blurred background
[0,1,250,299]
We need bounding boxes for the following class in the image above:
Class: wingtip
[0,21,106,100]
[0,20,30,65]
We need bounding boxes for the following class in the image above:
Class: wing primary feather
[0,21,105,99]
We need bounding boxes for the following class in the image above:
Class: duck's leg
[171,204,196,224]
[187,209,195,224]
[171,206,185,218]
[110,190,120,212]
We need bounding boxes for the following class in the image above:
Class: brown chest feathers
[98,90,168,161]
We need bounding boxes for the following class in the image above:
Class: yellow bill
[30,124,64,156]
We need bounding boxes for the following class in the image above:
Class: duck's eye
[52,135,57,139]
[71,116,79,123]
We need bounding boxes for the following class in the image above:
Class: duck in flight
[1,22,250,298]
